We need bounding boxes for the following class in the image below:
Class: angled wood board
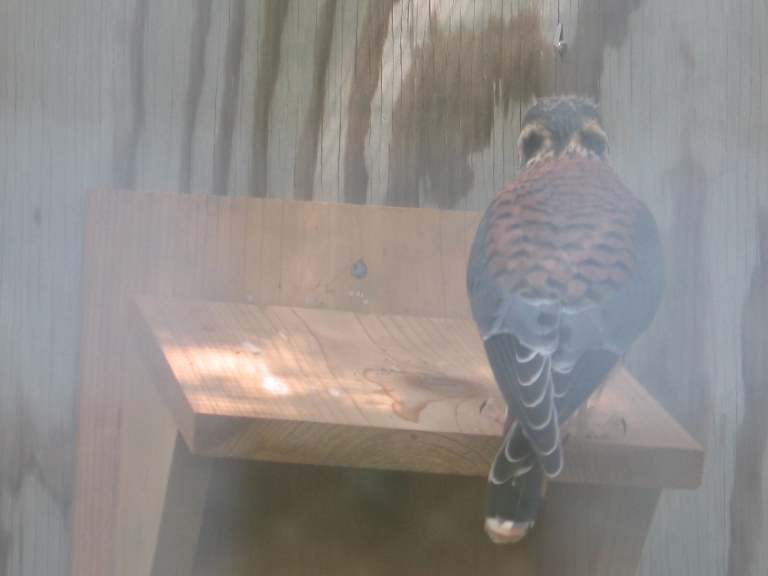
[131,295,703,488]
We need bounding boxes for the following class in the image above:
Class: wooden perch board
[73,191,706,576]
[131,295,703,489]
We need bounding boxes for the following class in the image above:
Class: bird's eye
[580,130,606,155]
[522,131,544,160]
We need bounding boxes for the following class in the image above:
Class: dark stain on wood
[363,367,485,423]
[211,0,247,196]
[114,0,149,189]
[294,0,338,201]
[180,0,214,193]
[679,39,696,88]
[0,525,8,576]
[249,0,291,198]
[385,10,542,208]
[0,392,73,576]
[641,154,711,445]
[727,207,768,576]
[559,0,646,96]
[343,0,400,205]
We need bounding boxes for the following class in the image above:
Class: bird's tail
[484,421,543,543]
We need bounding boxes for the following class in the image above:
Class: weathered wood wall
[1,0,767,574]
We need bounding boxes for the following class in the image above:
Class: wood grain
[71,192,482,575]
[114,337,181,576]
[130,294,702,488]
[727,208,768,575]
[115,336,212,576]
[150,437,211,576]
[73,188,706,575]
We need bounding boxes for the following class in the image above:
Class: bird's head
[518,95,609,169]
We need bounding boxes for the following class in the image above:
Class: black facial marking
[580,130,606,155]
[522,131,543,160]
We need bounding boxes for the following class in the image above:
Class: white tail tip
[484,517,534,544]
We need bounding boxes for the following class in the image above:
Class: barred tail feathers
[485,429,545,544]
[484,334,563,477]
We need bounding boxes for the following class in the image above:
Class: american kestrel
[467,95,664,543]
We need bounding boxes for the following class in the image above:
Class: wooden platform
[71,190,704,576]
[131,295,702,488]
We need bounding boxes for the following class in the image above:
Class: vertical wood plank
[727,209,768,575]
[327,202,367,313]
[227,197,248,302]
[277,200,306,305]
[191,193,211,298]
[359,206,445,317]
[259,199,285,304]
[170,192,200,298]
[276,200,334,308]
[71,191,124,575]
[202,194,221,299]
[151,437,211,576]
[439,209,473,319]
[535,484,661,576]
[242,198,265,304]
[214,196,234,299]
[114,338,181,576]
[304,202,333,308]
[114,332,211,576]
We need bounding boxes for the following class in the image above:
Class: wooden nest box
[72,190,703,576]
